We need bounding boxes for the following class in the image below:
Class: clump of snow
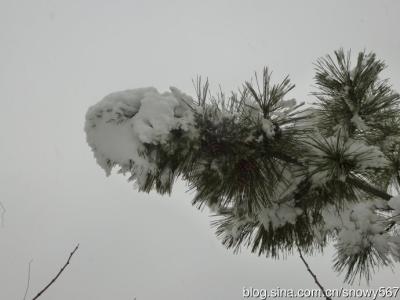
[350,113,368,130]
[261,118,275,138]
[85,87,195,188]
[294,108,317,130]
[346,139,389,170]
[224,214,256,241]
[381,135,400,152]
[350,67,357,81]
[280,98,296,109]
[388,196,400,213]
[320,201,400,261]
[258,201,303,230]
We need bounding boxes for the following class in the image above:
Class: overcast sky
[1,1,400,299]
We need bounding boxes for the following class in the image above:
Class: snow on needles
[305,134,389,186]
[321,201,400,262]
[85,87,195,187]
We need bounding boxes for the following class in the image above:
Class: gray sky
[1,0,400,299]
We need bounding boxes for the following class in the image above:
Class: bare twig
[297,247,332,300]
[23,260,33,300]
[0,200,6,227]
[31,244,79,300]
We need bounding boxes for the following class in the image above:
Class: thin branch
[347,176,392,201]
[385,221,396,232]
[31,244,79,300]
[297,247,332,300]
[23,259,33,300]
[0,200,6,227]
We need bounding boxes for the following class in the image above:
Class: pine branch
[297,247,332,300]
[85,49,400,284]
[273,151,394,202]
[346,176,392,200]
[385,221,396,232]
[31,244,79,300]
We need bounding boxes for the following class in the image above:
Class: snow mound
[85,87,195,187]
